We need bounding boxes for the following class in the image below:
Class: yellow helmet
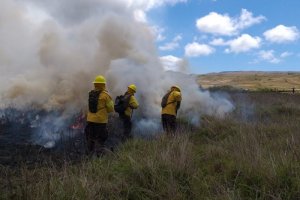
[128,84,137,93]
[93,75,106,84]
[171,85,181,92]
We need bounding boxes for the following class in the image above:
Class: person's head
[93,75,106,90]
[171,85,181,92]
[127,84,137,94]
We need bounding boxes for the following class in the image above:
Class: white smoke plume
[0,0,234,145]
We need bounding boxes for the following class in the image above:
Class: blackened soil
[0,116,125,169]
[0,124,83,168]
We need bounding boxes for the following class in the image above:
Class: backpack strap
[124,93,133,107]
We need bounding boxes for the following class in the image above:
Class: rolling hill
[198,71,300,91]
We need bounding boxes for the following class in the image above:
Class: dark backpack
[114,94,131,114]
[161,91,172,108]
[88,90,101,113]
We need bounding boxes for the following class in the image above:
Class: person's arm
[174,92,182,113]
[129,96,139,109]
[174,91,182,102]
[106,96,114,113]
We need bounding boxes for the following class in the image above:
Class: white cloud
[264,25,300,43]
[254,50,293,64]
[196,9,265,36]
[150,26,166,41]
[196,12,236,36]
[226,34,261,53]
[258,50,280,63]
[159,35,182,51]
[160,55,188,72]
[280,51,293,58]
[210,38,227,46]
[184,42,215,57]
[236,9,266,30]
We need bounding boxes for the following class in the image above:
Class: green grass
[1,93,300,199]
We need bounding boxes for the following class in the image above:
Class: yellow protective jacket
[124,93,139,117]
[161,90,182,116]
[87,89,114,124]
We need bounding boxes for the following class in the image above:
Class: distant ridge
[198,71,300,91]
[203,71,300,75]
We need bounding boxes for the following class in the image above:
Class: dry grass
[1,92,300,199]
[198,72,300,91]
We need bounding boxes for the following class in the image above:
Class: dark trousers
[120,114,132,140]
[85,122,108,155]
[162,114,176,134]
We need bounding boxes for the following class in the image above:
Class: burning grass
[1,92,300,199]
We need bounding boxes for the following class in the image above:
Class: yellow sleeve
[129,95,139,109]
[105,95,114,113]
[173,91,182,102]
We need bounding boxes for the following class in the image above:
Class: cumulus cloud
[253,50,293,64]
[236,9,266,30]
[159,35,182,51]
[184,42,215,57]
[196,9,265,36]
[225,34,261,53]
[160,55,188,72]
[258,50,280,64]
[196,12,236,36]
[264,25,300,43]
[210,38,227,46]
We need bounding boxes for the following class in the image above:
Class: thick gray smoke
[0,0,234,145]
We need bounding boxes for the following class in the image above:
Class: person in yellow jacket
[85,75,114,156]
[161,85,182,134]
[117,84,139,140]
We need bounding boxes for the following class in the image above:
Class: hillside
[198,72,300,91]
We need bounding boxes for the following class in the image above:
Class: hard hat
[128,84,137,93]
[171,85,181,92]
[93,75,106,84]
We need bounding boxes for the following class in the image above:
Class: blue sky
[147,0,300,74]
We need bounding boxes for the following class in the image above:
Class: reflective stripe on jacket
[87,90,114,123]
[161,90,182,116]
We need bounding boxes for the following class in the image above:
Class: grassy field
[1,92,300,199]
[198,72,300,91]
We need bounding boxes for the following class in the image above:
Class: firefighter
[161,85,182,135]
[85,75,114,156]
[117,84,139,141]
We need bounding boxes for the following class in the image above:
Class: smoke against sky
[0,0,234,144]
